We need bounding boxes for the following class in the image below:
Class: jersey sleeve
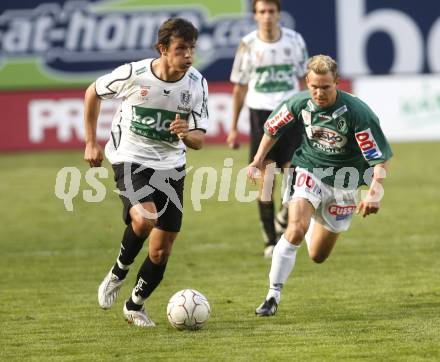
[188,77,209,132]
[293,33,309,78]
[230,41,251,85]
[95,63,134,100]
[263,99,298,139]
[353,103,393,165]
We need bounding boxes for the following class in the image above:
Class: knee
[149,248,171,265]
[131,213,157,237]
[284,222,307,245]
[309,253,328,264]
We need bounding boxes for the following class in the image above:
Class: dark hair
[252,0,281,13]
[155,18,198,53]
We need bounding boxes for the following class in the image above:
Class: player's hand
[170,113,189,140]
[227,129,240,149]
[84,142,103,167]
[356,199,380,218]
[247,159,263,185]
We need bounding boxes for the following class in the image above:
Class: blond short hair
[306,55,338,80]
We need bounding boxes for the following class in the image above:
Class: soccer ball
[167,289,211,330]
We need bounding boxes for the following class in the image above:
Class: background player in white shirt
[227,0,308,258]
[83,18,208,327]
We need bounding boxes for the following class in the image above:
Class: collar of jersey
[149,58,188,84]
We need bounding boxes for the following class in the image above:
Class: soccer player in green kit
[248,55,393,316]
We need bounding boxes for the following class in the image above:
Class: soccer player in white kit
[83,18,208,327]
[227,0,308,258]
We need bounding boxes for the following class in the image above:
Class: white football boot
[123,301,156,327]
[98,269,124,309]
[263,244,275,259]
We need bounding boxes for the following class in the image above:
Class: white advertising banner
[353,75,440,141]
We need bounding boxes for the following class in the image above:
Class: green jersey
[264,90,393,189]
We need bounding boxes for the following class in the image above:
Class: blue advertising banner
[0,0,439,89]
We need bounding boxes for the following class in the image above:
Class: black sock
[276,203,289,227]
[111,224,146,280]
[125,297,142,311]
[258,200,276,246]
[127,255,167,310]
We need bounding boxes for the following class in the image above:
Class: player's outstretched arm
[83,83,104,167]
[356,161,389,217]
[247,134,278,184]
[182,130,205,150]
[227,83,248,149]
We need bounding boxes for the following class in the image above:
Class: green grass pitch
[1,143,439,361]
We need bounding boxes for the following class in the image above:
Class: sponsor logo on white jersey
[254,64,295,93]
[139,85,151,100]
[180,90,191,106]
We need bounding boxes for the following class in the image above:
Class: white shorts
[283,167,358,233]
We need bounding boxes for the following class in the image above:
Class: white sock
[304,218,315,254]
[266,235,300,304]
[131,289,146,306]
[116,258,130,271]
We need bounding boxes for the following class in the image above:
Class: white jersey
[95,59,209,169]
[230,27,308,110]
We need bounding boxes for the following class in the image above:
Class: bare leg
[306,221,339,263]
[148,228,178,265]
